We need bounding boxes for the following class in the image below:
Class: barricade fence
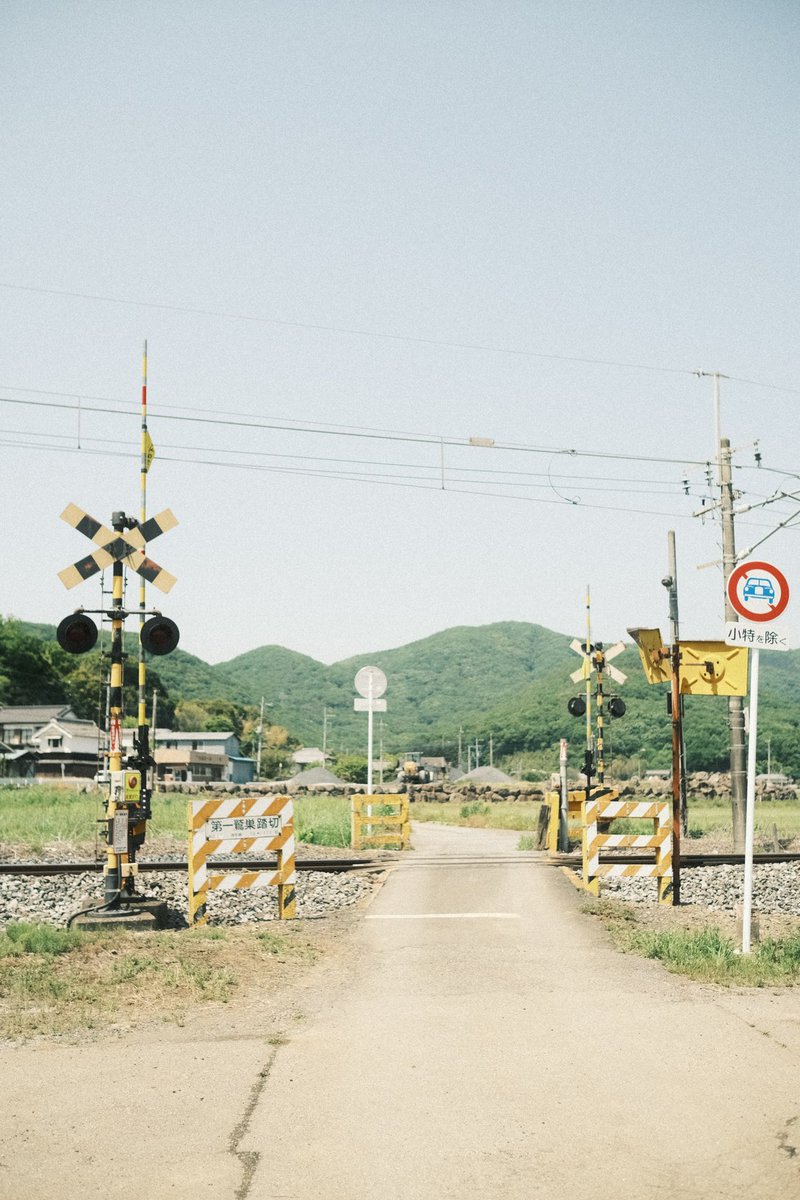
[582,796,672,904]
[188,794,297,926]
[351,794,410,850]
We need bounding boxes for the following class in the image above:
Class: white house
[30,717,103,779]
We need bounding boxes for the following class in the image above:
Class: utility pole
[720,436,747,849]
[256,696,265,779]
[697,372,746,851]
[663,531,688,835]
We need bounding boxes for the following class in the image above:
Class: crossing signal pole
[56,353,179,922]
[567,588,627,791]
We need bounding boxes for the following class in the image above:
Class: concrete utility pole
[720,437,747,850]
[696,372,747,851]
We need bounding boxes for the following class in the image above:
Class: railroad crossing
[1,823,799,1199]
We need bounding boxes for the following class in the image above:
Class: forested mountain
[6,617,800,775]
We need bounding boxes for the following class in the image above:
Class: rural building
[0,705,77,748]
[146,730,256,784]
[30,717,103,779]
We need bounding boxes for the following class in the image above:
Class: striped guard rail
[582,797,672,904]
[352,794,410,851]
[188,794,297,926]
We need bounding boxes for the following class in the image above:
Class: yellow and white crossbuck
[188,795,297,925]
[58,502,178,593]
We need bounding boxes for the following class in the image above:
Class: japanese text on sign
[206,814,284,838]
[725,623,788,650]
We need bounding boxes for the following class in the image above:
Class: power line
[4,431,800,536]
[0,281,701,376]
[0,393,714,468]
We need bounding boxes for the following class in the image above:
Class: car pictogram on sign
[742,576,776,604]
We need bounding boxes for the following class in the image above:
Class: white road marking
[366,912,521,920]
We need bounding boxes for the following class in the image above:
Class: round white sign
[354,665,387,698]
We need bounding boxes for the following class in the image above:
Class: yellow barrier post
[352,794,410,850]
[581,796,672,904]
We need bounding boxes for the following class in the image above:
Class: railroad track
[0,856,384,876]
[1,851,798,876]
[549,851,800,867]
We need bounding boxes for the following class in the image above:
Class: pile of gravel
[0,865,375,931]
[603,861,800,916]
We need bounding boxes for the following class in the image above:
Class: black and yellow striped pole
[136,341,155,821]
[105,514,126,907]
[594,644,606,784]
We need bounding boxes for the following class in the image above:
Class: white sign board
[354,665,387,698]
[725,622,790,651]
[354,697,387,712]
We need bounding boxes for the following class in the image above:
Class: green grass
[3,786,798,854]
[0,785,356,851]
[0,921,319,1039]
[581,899,800,986]
[411,800,542,832]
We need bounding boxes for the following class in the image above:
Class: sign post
[558,739,569,852]
[353,666,388,799]
[725,560,791,952]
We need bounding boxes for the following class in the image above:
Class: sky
[2,1,800,668]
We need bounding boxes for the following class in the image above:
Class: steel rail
[549,851,800,867]
[0,857,383,877]
[1,851,798,876]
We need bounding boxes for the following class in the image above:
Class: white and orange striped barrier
[187,794,297,926]
[581,795,672,904]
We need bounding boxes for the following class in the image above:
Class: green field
[2,785,799,854]
[0,785,356,853]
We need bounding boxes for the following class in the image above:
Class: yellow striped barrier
[188,794,297,926]
[352,794,410,851]
[545,788,619,852]
[581,795,672,904]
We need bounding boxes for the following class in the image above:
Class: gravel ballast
[603,861,800,916]
[0,858,377,930]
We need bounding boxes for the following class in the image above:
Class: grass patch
[293,793,352,847]
[411,800,541,832]
[0,922,320,1040]
[581,900,800,986]
[518,835,536,850]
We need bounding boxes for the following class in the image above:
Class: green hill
[8,616,800,775]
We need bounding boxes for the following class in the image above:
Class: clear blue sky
[2,1,799,666]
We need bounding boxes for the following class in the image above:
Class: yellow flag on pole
[143,430,155,473]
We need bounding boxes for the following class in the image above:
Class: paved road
[244,822,800,1199]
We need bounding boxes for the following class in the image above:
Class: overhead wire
[2,282,798,399]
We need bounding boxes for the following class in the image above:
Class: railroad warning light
[56,613,98,654]
[608,697,627,718]
[140,614,180,656]
[567,696,586,718]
